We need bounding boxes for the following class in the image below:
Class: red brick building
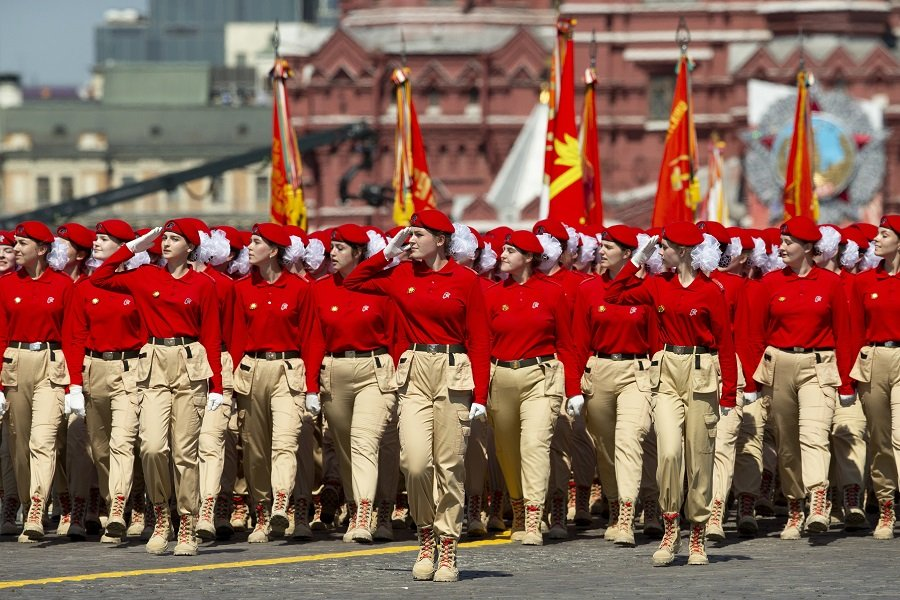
[287,0,900,229]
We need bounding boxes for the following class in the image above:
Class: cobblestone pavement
[0,512,895,599]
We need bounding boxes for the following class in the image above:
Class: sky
[0,0,149,87]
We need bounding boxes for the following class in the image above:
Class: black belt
[594,352,648,361]
[409,343,466,354]
[776,346,834,354]
[492,355,556,369]
[149,336,198,347]
[8,341,61,351]
[664,344,715,355]
[246,350,301,360]
[329,348,389,359]
[87,349,141,361]
[871,341,900,348]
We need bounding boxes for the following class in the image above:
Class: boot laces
[295,498,310,524]
[153,504,168,536]
[467,494,482,522]
[489,490,504,517]
[525,504,541,532]
[110,494,127,519]
[2,497,19,522]
[618,500,634,525]
[253,503,268,531]
[418,527,436,561]
[760,470,774,498]
[437,537,456,569]
[377,500,392,526]
[214,495,230,521]
[787,499,804,527]
[177,514,192,543]
[844,484,861,508]
[200,496,215,522]
[511,498,525,530]
[644,498,659,523]
[710,498,724,524]
[660,514,679,548]
[608,499,620,525]
[71,497,87,525]
[811,489,827,516]
[689,523,705,554]
[357,499,372,528]
[273,490,288,513]
[739,494,755,516]
[879,500,895,526]
[27,496,43,524]
[231,496,249,520]
[57,493,72,524]
[346,501,358,530]
[551,493,566,524]
[567,480,577,509]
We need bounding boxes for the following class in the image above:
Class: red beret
[646,227,663,238]
[15,221,54,244]
[484,226,513,248]
[181,217,211,235]
[842,226,869,248]
[533,219,569,242]
[726,227,754,251]
[385,226,405,238]
[467,226,485,250]
[0,231,13,246]
[137,227,163,255]
[308,229,332,253]
[780,216,821,243]
[251,223,290,248]
[163,219,203,246]
[697,221,730,245]
[878,217,900,236]
[363,225,384,238]
[410,210,454,234]
[601,225,638,249]
[506,230,543,255]
[95,219,135,243]
[212,225,244,252]
[56,223,95,250]
[763,227,782,247]
[854,222,878,241]
[239,231,252,247]
[662,221,704,247]
[283,225,309,246]
[332,224,369,246]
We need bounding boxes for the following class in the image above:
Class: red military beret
[332,224,369,246]
[251,223,290,248]
[878,216,900,236]
[854,222,878,241]
[726,226,754,251]
[532,219,569,242]
[601,224,638,249]
[385,226,405,239]
[96,219,136,242]
[239,230,252,247]
[283,225,309,245]
[309,229,332,253]
[15,221,54,244]
[763,227,782,248]
[506,230,543,255]
[780,216,822,243]
[163,218,202,246]
[467,226,485,250]
[212,225,244,252]
[841,226,869,248]
[181,217,211,235]
[0,231,13,246]
[57,223,95,250]
[410,209,454,234]
[484,226,513,248]
[697,221,730,244]
[662,221,704,247]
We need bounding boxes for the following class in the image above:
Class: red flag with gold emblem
[269,58,307,229]
[547,19,586,225]
[783,69,819,222]
[581,65,603,226]
[651,54,700,228]
[392,67,436,226]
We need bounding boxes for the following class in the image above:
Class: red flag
[581,66,603,226]
[782,69,819,222]
[651,54,700,228]
[269,58,306,229]
[547,19,586,225]
[392,67,436,225]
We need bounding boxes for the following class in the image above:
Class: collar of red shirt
[250,269,291,288]
[412,258,458,276]
[874,264,899,280]
[781,265,822,282]
[17,268,57,284]
[663,270,714,292]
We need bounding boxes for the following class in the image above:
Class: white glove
[743,391,759,405]
[631,235,659,268]
[306,392,321,416]
[206,392,224,412]
[383,227,412,260]
[839,394,856,407]
[0,391,7,417]
[65,385,86,418]
[468,403,486,421]
[566,394,585,418]
[126,226,162,253]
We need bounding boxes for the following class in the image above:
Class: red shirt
[851,265,900,346]
[606,261,737,406]
[91,246,223,394]
[0,268,76,386]
[344,252,491,405]
[64,278,147,386]
[314,273,403,362]
[231,269,324,393]
[484,274,580,397]
[571,272,659,379]
[742,265,855,394]
[547,267,587,309]
[199,266,236,351]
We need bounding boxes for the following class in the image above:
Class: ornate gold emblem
[407,286,415,294]
[598,305,606,313]
[501,304,509,312]
[92,298,99,305]
[249,303,257,310]
[657,305,665,313]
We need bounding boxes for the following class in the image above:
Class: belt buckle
[102,351,115,360]
[510,359,520,369]
[28,342,41,351]
[792,346,804,353]
[426,344,439,354]
[265,351,277,360]
[346,350,357,359]
[164,338,178,346]
[886,341,897,348]
[611,353,623,361]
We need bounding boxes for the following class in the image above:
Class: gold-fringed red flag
[581,65,603,226]
[651,53,700,227]
[269,58,306,229]
[392,67,435,226]
[783,69,819,222]
[547,18,586,224]
[704,136,728,224]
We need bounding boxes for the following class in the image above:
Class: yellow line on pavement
[0,536,512,590]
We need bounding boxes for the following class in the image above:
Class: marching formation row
[0,210,897,581]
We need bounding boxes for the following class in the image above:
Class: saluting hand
[631,235,660,268]
[384,227,412,260]
[126,226,163,254]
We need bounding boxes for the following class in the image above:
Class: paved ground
[0,512,896,599]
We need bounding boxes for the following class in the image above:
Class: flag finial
[272,20,280,58]
[590,29,597,69]
[798,26,805,71]
[400,29,407,67]
[676,16,690,54]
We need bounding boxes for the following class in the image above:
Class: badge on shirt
[280,303,288,311]
[152,291,160,298]
[814,295,822,303]
[598,305,606,313]
[249,303,258,310]
[872,293,879,299]
[501,304,509,312]
[184,298,192,305]
[330,305,338,312]
[13,297,20,304]
[689,309,698,317]
[362,305,370,312]
[47,297,55,304]
[629,307,638,315]
[778,296,786,302]
[657,305,665,313]
[442,292,451,300]
[92,298,99,305]
[407,286,415,294]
